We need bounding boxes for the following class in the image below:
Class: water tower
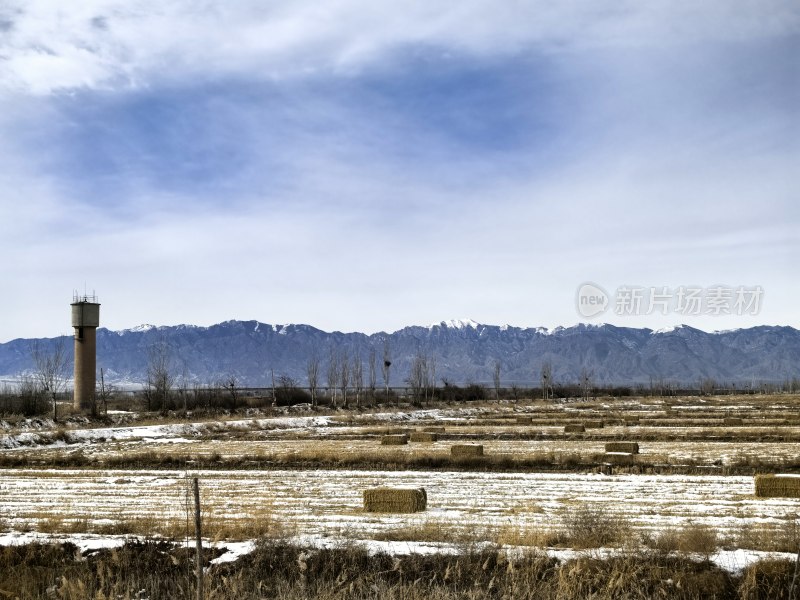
[71,292,100,411]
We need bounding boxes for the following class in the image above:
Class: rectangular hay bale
[515,416,533,425]
[724,417,744,426]
[450,444,484,458]
[564,425,585,433]
[363,487,427,513]
[584,420,604,429]
[381,434,409,445]
[410,432,438,442]
[624,416,640,424]
[605,442,640,454]
[754,474,800,499]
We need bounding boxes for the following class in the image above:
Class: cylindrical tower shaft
[71,297,100,411]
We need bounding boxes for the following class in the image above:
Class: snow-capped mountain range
[1,320,798,387]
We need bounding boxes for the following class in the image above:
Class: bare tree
[97,367,116,416]
[223,374,239,411]
[307,353,320,407]
[493,360,501,400]
[352,358,364,408]
[178,361,190,414]
[368,346,377,405]
[407,350,427,404]
[30,338,69,421]
[145,340,174,413]
[382,340,392,405]
[339,350,350,408]
[541,361,553,401]
[327,347,339,408]
[580,367,593,401]
[427,354,436,404]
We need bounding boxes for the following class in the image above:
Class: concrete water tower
[71,292,100,411]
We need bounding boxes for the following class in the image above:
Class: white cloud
[0,0,796,340]
[1,0,798,94]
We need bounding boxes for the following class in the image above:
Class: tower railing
[72,292,99,303]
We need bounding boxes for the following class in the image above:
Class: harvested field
[1,468,799,551]
[4,395,800,559]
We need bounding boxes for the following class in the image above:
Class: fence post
[193,477,203,600]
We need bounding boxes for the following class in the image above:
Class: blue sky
[0,1,798,340]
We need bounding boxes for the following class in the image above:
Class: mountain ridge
[1,320,798,388]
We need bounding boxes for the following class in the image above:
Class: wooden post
[193,477,203,600]
[789,544,800,599]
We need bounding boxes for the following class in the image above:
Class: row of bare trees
[311,342,392,408]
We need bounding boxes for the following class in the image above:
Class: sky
[0,1,798,341]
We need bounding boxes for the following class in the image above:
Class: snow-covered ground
[1,468,795,546]
[3,401,800,570]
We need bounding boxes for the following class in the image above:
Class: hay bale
[363,487,427,513]
[409,432,438,443]
[450,444,484,458]
[381,434,409,446]
[422,426,446,433]
[605,442,640,454]
[604,452,635,465]
[755,474,800,498]
[584,420,604,429]
[623,416,640,425]
[724,417,744,426]
[515,416,533,425]
[564,425,585,433]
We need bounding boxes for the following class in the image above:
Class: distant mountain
[1,320,798,388]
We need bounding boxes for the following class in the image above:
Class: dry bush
[646,523,717,556]
[738,558,794,599]
[2,538,798,599]
[554,554,734,599]
[558,504,631,549]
